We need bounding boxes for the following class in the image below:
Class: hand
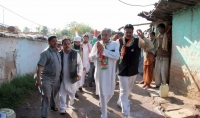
[136,29,144,39]
[144,49,148,52]
[35,79,41,87]
[97,41,104,52]
[77,75,81,81]
[83,67,86,72]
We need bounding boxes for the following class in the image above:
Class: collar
[63,49,72,54]
[48,46,58,52]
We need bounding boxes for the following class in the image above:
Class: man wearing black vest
[116,24,154,118]
[59,38,83,114]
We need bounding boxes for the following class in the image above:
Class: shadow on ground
[15,75,164,118]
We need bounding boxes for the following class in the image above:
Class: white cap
[74,36,81,42]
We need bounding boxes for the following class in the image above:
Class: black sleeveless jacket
[60,49,78,84]
[118,38,141,76]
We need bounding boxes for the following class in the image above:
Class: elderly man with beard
[89,28,120,118]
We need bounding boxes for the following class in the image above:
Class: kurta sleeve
[138,37,154,50]
[116,39,120,48]
[102,42,120,61]
[77,53,83,76]
[89,42,99,61]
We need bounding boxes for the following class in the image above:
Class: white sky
[0,0,158,33]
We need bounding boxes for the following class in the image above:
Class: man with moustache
[36,36,61,118]
[90,28,120,118]
[59,38,83,114]
[117,24,154,118]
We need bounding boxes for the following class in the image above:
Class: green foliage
[36,26,41,32]
[66,21,93,39]
[49,21,93,40]
[41,26,49,36]
[23,27,30,32]
[0,75,36,109]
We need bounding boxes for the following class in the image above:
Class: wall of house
[0,37,48,83]
[170,4,200,100]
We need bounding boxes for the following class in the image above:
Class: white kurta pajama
[79,43,92,87]
[60,52,83,111]
[89,40,120,118]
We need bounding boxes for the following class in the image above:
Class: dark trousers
[88,62,95,84]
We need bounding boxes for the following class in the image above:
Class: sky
[0,0,158,33]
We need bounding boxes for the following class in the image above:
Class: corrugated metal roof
[138,0,200,22]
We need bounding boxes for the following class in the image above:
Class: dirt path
[15,75,164,118]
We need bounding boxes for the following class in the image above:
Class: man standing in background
[79,34,92,91]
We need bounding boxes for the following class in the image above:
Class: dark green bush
[0,75,36,109]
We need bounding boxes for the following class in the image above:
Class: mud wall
[170,4,200,100]
[0,37,48,83]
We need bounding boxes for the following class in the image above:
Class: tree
[60,29,68,36]
[23,27,30,32]
[36,26,41,33]
[65,21,93,39]
[15,26,21,32]
[41,26,49,36]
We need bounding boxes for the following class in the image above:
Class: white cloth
[82,43,92,68]
[89,40,120,96]
[60,51,83,110]
[74,36,81,42]
[78,43,92,87]
[79,62,90,87]
[117,75,137,116]
[99,94,112,118]
[90,40,119,118]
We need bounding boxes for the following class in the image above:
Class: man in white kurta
[89,28,120,118]
[59,39,83,114]
[79,34,92,91]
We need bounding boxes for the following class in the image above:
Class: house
[138,0,200,101]
[0,31,48,84]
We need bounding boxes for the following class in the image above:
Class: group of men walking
[36,23,171,118]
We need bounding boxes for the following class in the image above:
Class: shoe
[89,83,93,87]
[51,107,58,111]
[79,87,83,91]
[75,92,79,98]
[60,109,66,115]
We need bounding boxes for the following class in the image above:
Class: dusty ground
[14,74,200,118]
